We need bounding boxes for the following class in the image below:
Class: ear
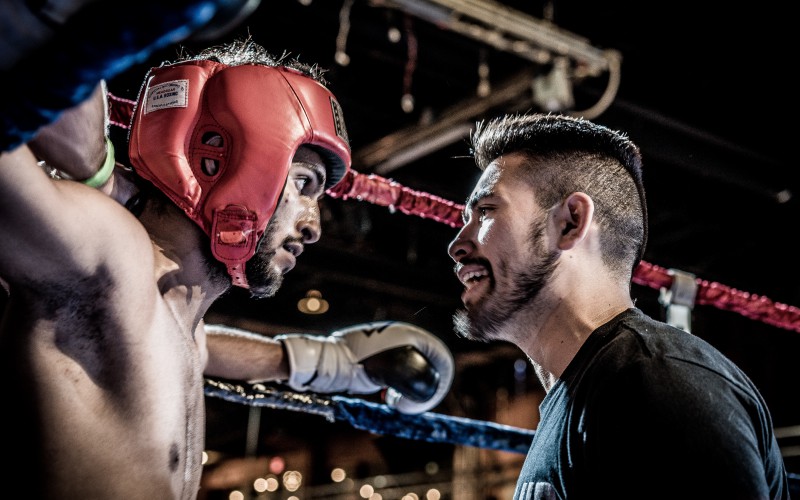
[554,192,593,251]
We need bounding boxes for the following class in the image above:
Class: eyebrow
[463,186,493,221]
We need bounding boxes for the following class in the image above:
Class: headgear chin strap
[128,59,351,288]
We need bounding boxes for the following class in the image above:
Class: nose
[448,225,473,263]
[297,199,322,244]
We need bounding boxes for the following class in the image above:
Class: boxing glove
[275,321,454,414]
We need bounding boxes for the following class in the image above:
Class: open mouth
[461,269,488,290]
[283,241,303,258]
[456,263,491,302]
[276,245,300,275]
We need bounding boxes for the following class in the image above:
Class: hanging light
[297,289,329,315]
[334,0,354,66]
[477,48,491,97]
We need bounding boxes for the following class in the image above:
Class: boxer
[0,39,453,499]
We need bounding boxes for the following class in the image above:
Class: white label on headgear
[144,79,189,114]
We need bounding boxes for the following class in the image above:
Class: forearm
[204,324,289,383]
[27,81,110,183]
[25,79,139,203]
[1,1,225,153]
[204,320,454,414]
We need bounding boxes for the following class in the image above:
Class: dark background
[101,0,800,486]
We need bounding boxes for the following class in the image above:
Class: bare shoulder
[47,184,152,284]
[0,144,155,294]
[0,155,149,270]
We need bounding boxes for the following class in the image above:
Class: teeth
[462,270,487,284]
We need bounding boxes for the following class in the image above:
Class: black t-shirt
[514,308,789,500]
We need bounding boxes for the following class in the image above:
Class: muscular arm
[24,80,139,203]
[203,320,455,414]
[27,80,109,183]
[203,323,290,383]
[0,146,100,282]
[0,90,148,289]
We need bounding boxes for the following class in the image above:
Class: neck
[140,195,231,329]
[105,167,231,329]
[514,272,633,387]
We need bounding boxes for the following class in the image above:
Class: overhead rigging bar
[374,0,619,76]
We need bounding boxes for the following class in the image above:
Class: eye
[293,175,309,192]
[476,205,493,221]
[462,204,492,225]
[291,168,323,197]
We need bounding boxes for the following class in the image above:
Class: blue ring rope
[204,378,535,454]
[204,378,800,495]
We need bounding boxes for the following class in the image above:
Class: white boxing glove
[275,321,454,414]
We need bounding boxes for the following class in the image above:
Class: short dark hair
[172,37,327,84]
[470,113,647,278]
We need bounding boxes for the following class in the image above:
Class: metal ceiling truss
[358,0,622,174]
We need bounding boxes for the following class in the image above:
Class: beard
[453,215,558,342]
[244,219,284,299]
[202,217,285,298]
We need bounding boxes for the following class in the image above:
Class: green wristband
[82,137,116,188]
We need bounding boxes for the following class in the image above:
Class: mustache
[282,235,304,247]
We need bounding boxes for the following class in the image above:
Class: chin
[453,301,512,343]
[453,309,488,342]
[248,278,282,299]
[245,263,283,299]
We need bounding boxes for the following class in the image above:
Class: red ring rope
[108,92,800,334]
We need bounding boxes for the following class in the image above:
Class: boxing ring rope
[109,90,800,350]
[324,167,800,334]
[204,378,535,454]
[110,95,800,490]
[107,92,800,335]
[111,87,800,364]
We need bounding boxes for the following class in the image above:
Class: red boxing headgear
[128,59,351,288]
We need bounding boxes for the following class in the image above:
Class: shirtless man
[0,39,453,499]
